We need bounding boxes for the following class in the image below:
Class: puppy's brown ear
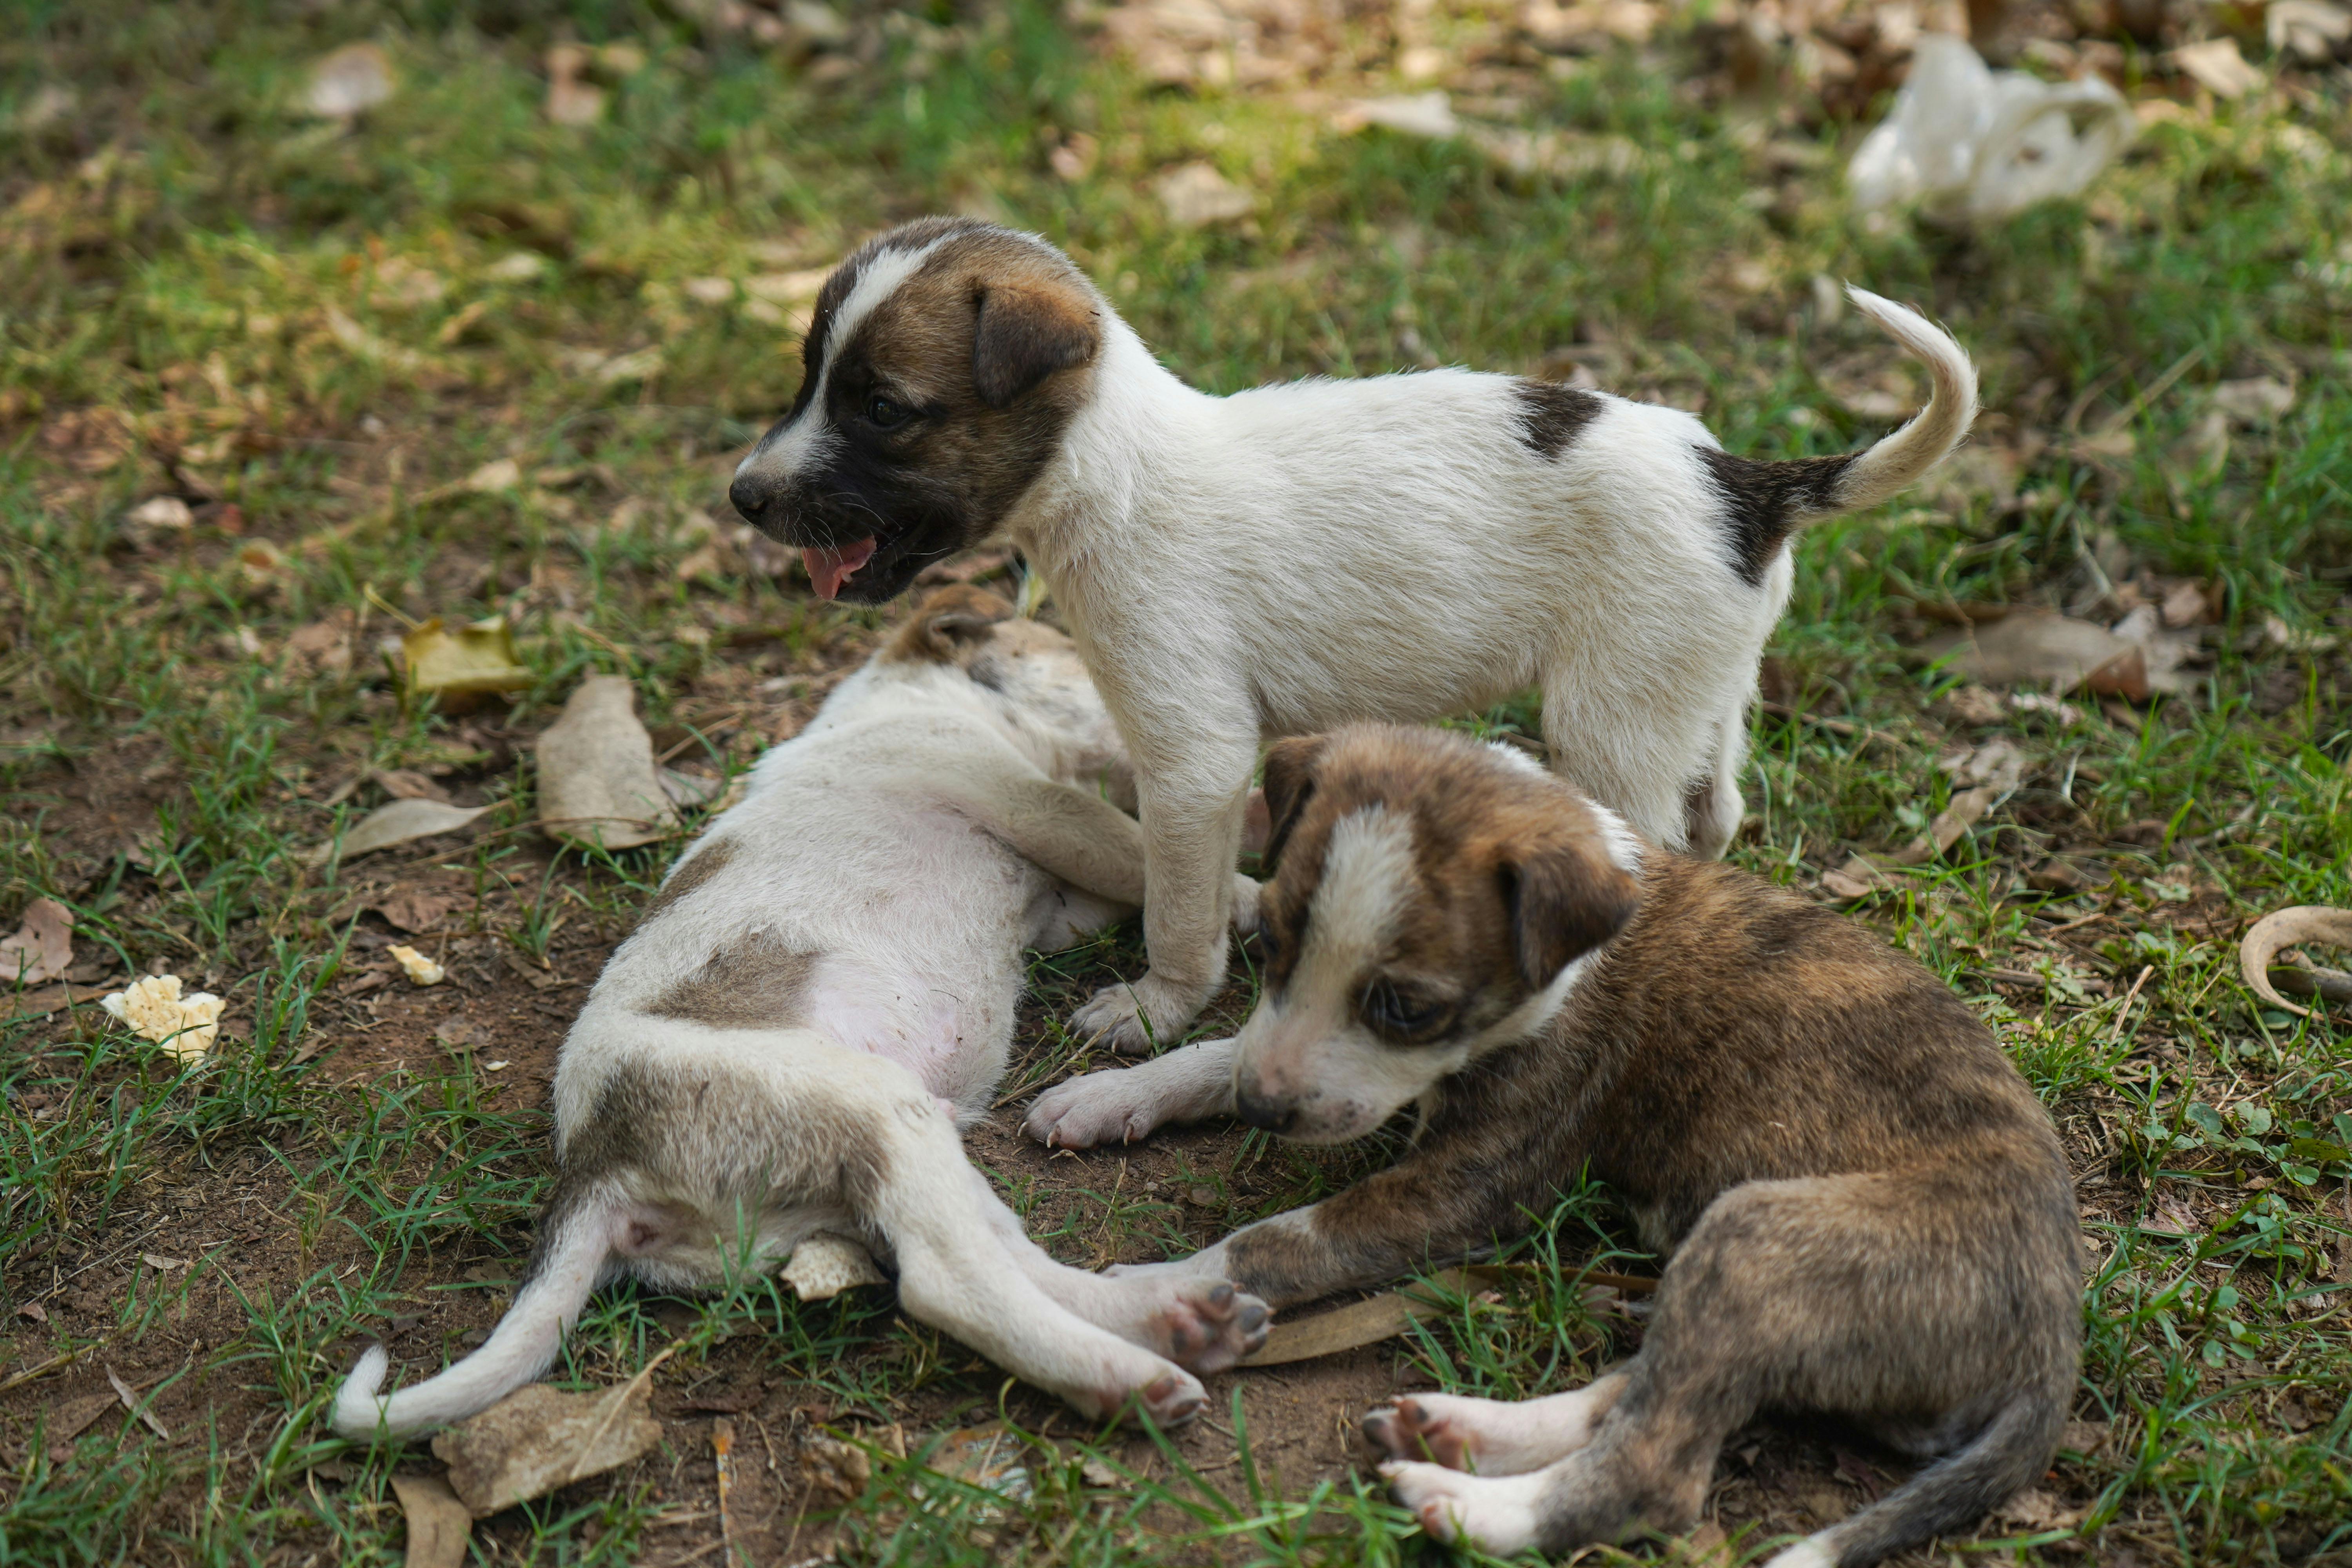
[1258,735,1328,869]
[889,584,1016,663]
[1501,842,1637,988]
[972,284,1098,407]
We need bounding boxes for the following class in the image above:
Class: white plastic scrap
[388,945,447,986]
[1849,34,2136,223]
[100,975,223,1063]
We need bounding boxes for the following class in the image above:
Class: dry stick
[712,1417,738,1564]
[2107,964,2157,1045]
[1755,701,1905,753]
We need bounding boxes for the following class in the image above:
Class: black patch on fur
[1514,380,1605,458]
[1697,448,1856,587]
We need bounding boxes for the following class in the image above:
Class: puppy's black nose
[1236,1092,1297,1134]
[728,474,771,527]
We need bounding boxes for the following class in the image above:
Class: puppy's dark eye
[864,393,911,429]
[1361,978,1450,1040]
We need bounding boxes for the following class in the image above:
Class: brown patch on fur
[884,583,1018,664]
[635,837,735,927]
[644,929,822,1030]
[1514,380,1605,458]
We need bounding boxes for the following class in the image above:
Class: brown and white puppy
[726,217,1976,1057]
[1026,724,2080,1568]
[332,587,1269,1442]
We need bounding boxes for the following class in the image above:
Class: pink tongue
[801,538,879,600]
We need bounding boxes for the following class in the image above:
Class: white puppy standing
[332,586,1267,1441]
[726,218,1976,1052]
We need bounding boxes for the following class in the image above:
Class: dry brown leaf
[1241,1267,1519,1366]
[2240,906,2352,1019]
[105,1364,169,1440]
[2214,376,2295,424]
[307,799,492,866]
[1922,609,2193,699]
[0,982,117,1025]
[372,768,451,803]
[431,1367,664,1517]
[390,1473,473,1568]
[1155,162,1254,227]
[371,884,463,933]
[2270,0,2352,61]
[535,675,679,850]
[544,44,607,125]
[44,1390,122,1460]
[1,897,73,986]
[1819,864,1887,900]
[402,617,532,703]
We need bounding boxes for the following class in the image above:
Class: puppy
[331,586,1268,1441]
[725,217,1977,1054]
[1026,724,2080,1568]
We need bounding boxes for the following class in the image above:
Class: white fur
[1762,1537,1839,1568]
[975,278,1977,1050]
[332,621,1266,1440]
[1378,1461,1547,1554]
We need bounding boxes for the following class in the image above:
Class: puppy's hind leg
[1364,1372,1628,1475]
[1539,684,1694,855]
[855,1066,1213,1425]
[1679,697,1750,861]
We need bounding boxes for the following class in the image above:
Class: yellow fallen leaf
[388,945,446,986]
[403,617,532,702]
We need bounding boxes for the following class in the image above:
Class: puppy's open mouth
[802,538,879,601]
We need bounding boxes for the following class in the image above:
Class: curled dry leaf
[306,799,492,866]
[127,496,194,532]
[1155,162,1254,228]
[100,975,223,1062]
[390,1473,472,1568]
[0,896,73,985]
[2171,37,2264,98]
[1241,1266,1515,1366]
[1923,608,2194,700]
[388,946,446,986]
[403,617,532,704]
[2240,906,2352,1019]
[782,1233,888,1301]
[371,883,463,933]
[430,1364,665,1516]
[536,676,679,850]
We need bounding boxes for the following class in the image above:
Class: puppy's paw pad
[1152,1279,1271,1374]
[1362,1396,1479,1469]
[1023,1070,1149,1149]
[1135,1370,1208,1427]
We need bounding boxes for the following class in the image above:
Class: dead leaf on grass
[1,897,73,986]
[402,617,532,704]
[544,43,607,126]
[1998,1486,2087,1530]
[920,1423,1033,1502]
[2239,906,2352,1019]
[2171,36,2264,97]
[45,1389,120,1460]
[1922,608,2194,700]
[1239,1266,1544,1365]
[536,675,679,850]
[2213,376,2295,425]
[1155,162,1254,228]
[127,495,194,534]
[1330,91,1460,138]
[371,884,464,933]
[105,1365,169,1440]
[372,768,451,803]
[430,1360,666,1516]
[390,1472,472,1568]
[307,799,492,866]
[2270,0,2352,61]
[782,1233,888,1301]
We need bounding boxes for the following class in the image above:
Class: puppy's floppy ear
[889,584,1016,663]
[972,284,1098,407]
[1499,841,1637,989]
[1257,735,1328,869]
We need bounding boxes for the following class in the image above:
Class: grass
[2,0,2348,1563]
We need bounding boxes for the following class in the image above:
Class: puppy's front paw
[1069,973,1199,1057]
[1229,873,1264,936]
[1151,1280,1270,1375]
[1364,1397,1481,1470]
[1134,1368,1209,1428]
[1379,1461,1541,1555]
[1025,1068,1160,1149]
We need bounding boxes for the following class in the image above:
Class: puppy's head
[884,584,1130,793]
[1232,725,1642,1144]
[728,218,1102,605]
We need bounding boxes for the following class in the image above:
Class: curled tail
[331,1182,624,1441]
[1700,286,1979,586]
[1762,1393,2063,1568]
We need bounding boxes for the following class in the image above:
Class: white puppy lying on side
[332,585,1269,1441]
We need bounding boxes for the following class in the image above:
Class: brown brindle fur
[644,930,822,1031]
[1211,725,2080,1566]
